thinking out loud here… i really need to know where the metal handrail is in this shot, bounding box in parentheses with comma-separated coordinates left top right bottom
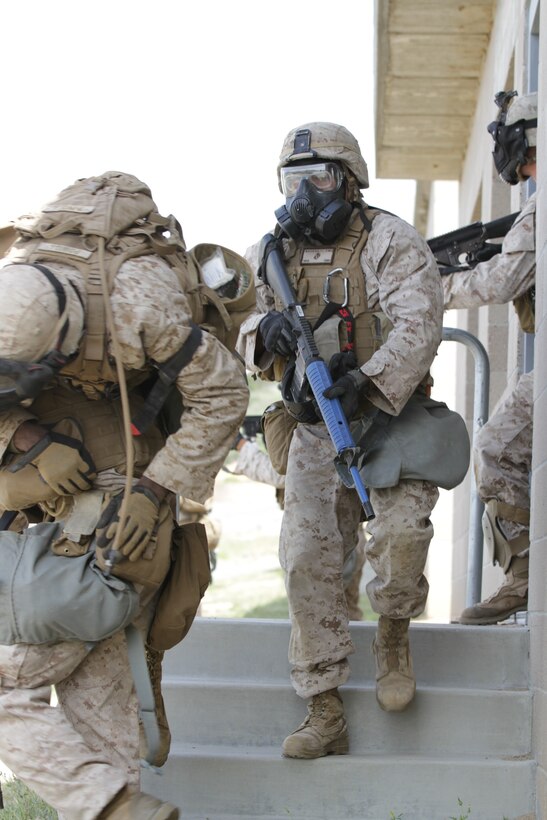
(441, 327, 490, 606)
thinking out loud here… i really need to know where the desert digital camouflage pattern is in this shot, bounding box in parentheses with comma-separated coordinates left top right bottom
(238, 212, 443, 416)
(277, 121, 370, 189)
(442, 194, 536, 540)
(0, 254, 249, 501)
(280, 423, 438, 698)
(231, 440, 285, 487)
(0, 251, 249, 814)
(0, 635, 131, 819)
(237, 210, 443, 700)
(442, 193, 536, 310)
(475, 370, 533, 540)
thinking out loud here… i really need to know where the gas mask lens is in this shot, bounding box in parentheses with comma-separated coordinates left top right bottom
(281, 163, 344, 197)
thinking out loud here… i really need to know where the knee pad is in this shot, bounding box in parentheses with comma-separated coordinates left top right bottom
(482, 500, 512, 572)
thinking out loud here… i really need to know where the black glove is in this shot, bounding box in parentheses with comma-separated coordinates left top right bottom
(323, 368, 370, 420)
(231, 431, 252, 450)
(259, 311, 297, 358)
(328, 350, 358, 382)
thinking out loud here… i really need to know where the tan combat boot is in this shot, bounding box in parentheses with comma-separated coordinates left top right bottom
(373, 616, 415, 712)
(99, 786, 179, 819)
(459, 555, 529, 625)
(282, 688, 349, 759)
(139, 646, 171, 767)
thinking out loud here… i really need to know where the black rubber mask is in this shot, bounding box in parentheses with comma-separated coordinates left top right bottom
(0, 350, 69, 411)
(487, 118, 536, 185)
(275, 177, 352, 242)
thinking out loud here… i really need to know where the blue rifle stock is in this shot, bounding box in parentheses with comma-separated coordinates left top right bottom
(259, 234, 374, 521)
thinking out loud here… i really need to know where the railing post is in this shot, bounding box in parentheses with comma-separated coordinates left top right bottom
(441, 327, 490, 606)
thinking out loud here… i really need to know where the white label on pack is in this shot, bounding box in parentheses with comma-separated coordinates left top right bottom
(43, 205, 95, 214)
(37, 242, 93, 259)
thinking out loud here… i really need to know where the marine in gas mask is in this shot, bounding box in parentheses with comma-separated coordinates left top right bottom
(487, 89, 538, 185)
(274, 124, 369, 243)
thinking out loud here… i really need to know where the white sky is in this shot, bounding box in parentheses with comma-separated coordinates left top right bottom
(0, 0, 416, 255)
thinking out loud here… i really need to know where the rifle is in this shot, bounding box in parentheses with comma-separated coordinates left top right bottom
(258, 234, 374, 520)
(241, 415, 263, 440)
(428, 212, 519, 274)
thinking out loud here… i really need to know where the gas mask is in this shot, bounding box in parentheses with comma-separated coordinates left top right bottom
(487, 91, 538, 185)
(275, 162, 352, 242)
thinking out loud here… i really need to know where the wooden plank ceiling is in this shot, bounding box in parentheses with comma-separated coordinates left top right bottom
(375, 0, 495, 180)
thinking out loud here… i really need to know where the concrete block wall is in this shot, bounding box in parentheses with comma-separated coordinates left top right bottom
(530, 3, 547, 813)
(441, 0, 536, 618)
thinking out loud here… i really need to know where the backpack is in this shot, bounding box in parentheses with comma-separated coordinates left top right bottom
(6, 172, 254, 392)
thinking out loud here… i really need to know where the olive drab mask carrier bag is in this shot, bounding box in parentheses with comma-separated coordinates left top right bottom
(0, 520, 164, 767)
(0, 522, 139, 645)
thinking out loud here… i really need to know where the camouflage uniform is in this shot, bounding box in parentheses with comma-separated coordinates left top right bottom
(237, 211, 443, 699)
(231, 439, 285, 488)
(232, 440, 367, 620)
(0, 253, 248, 816)
(443, 193, 535, 620)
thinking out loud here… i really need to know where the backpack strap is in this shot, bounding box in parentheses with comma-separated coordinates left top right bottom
(124, 623, 162, 770)
(131, 324, 203, 436)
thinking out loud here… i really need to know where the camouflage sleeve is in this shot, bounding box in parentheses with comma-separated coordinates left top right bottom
(442, 196, 536, 309)
(0, 408, 37, 463)
(231, 440, 285, 488)
(111, 256, 249, 502)
(360, 214, 444, 415)
(235, 239, 276, 373)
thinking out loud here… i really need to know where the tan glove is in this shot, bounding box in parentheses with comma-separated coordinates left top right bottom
(0, 459, 59, 510)
(0, 418, 95, 509)
(95, 485, 160, 562)
(9, 417, 97, 495)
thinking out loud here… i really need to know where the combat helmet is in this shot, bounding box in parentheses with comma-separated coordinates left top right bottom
(277, 122, 369, 191)
(505, 91, 538, 146)
(488, 91, 538, 184)
(0, 264, 85, 409)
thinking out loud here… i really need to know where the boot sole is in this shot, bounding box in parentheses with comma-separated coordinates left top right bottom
(153, 807, 179, 820)
(282, 733, 350, 759)
(376, 690, 415, 713)
(459, 603, 528, 625)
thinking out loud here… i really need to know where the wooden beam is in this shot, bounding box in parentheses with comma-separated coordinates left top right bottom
(377, 148, 463, 181)
(389, 0, 494, 35)
(389, 33, 490, 78)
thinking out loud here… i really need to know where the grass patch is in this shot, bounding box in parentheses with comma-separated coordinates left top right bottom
(0, 776, 57, 819)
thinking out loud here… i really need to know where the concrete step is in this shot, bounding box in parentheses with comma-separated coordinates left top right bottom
(162, 617, 529, 690)
(162, 679, 531, 757)
(143, 617, 532, 819)
(143, 745, 535, 820)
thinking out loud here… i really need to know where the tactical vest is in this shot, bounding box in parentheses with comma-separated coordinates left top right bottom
(29, 383, 164, 475)
(273, 207, 387, 373)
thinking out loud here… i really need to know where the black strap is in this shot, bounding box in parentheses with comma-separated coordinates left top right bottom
(30, 263, 71, 351)
(0, 510, 18, 530)
(131, 324, 203, 436)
